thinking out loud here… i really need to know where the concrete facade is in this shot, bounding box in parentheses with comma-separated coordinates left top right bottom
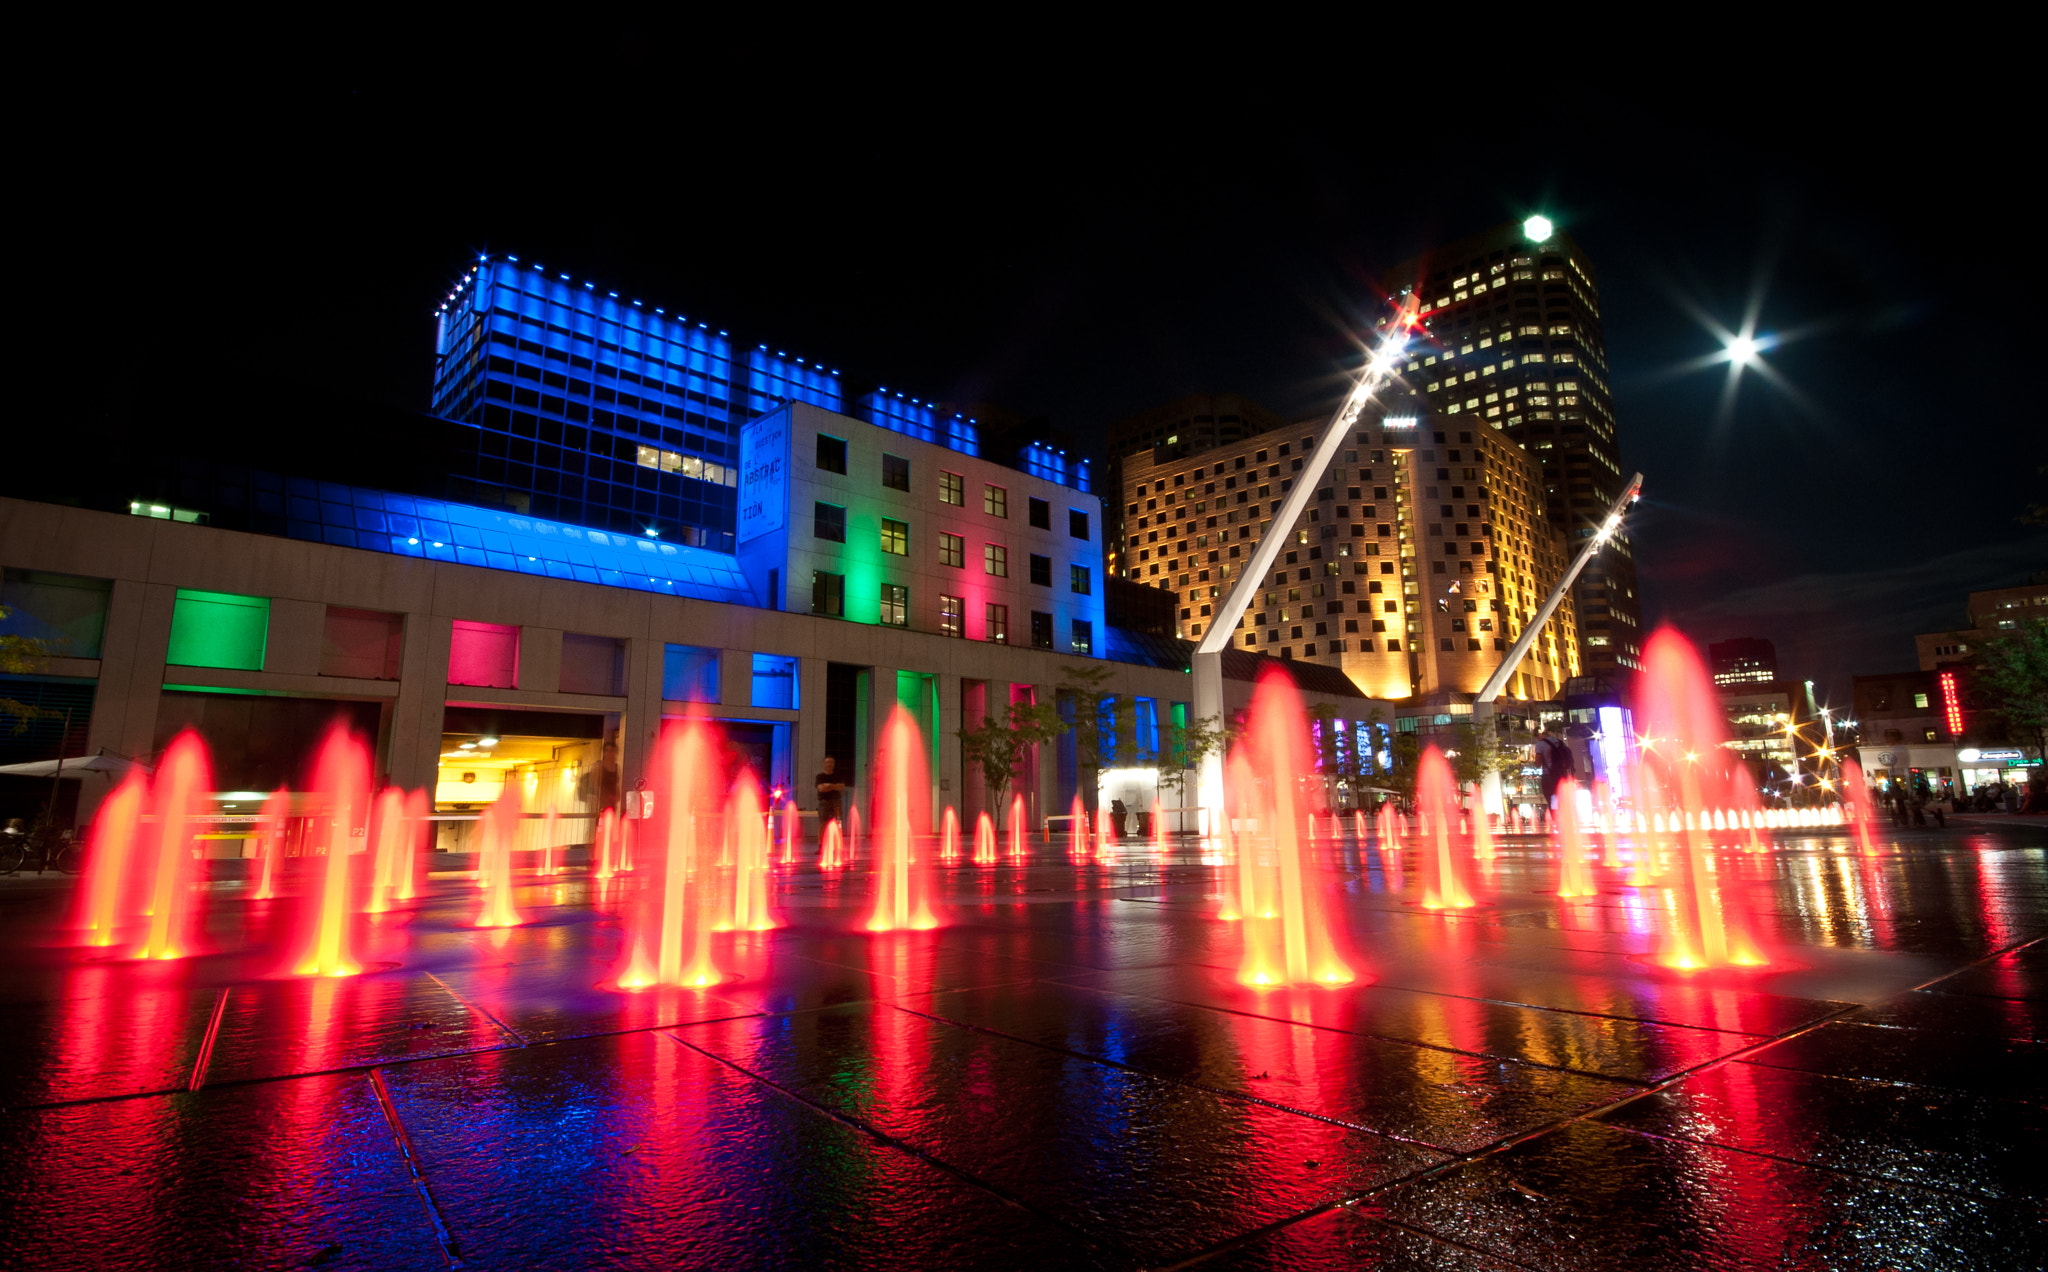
(2, 496, 1366, 835)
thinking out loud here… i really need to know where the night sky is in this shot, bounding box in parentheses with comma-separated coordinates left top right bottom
(37, 49, 2042, 706)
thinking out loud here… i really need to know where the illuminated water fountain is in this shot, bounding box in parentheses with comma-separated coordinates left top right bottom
(474, 783, 524, 929)
(1224, 670, 1354, 987)
(616, 718, 722, 987)
(142, 730, 210, 960)
(867, 706, 939, 932)
(1007, 794, 1027, 860)
(1840, 757, 1880, 854)
(940, 805, 961, 863)
(1414, 748, 1476, 910)
(1553, 777, 1596, 898)
(973, 811, 998, 865)
(1636, 629, 1768, 970)
(250, 788, 290, 901)
(721, 770, 777, 932)
(75, 769, 146, 946)
(296, 727, 368, 977)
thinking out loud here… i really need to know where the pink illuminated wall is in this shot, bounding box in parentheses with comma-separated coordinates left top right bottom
(448, 621, 519, 689)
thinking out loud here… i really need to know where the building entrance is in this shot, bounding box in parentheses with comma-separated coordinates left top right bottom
(436, 706, 614, 858)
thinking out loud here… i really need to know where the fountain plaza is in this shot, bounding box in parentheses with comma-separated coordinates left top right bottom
(1, 659, 2044, 1270)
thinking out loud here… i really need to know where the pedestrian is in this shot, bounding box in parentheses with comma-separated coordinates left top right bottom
(1533, 726, 1572, 826)
(815, 755, 846, 830)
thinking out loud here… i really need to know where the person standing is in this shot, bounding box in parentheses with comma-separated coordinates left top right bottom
(1533, 726, 1572, 826)
(815, 755, 846, 828)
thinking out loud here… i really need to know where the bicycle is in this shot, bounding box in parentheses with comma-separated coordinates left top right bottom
(0, 821, 81, 875)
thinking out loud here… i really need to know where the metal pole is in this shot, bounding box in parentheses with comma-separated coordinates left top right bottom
(1190, 303, 1419, 832)
(1472, 472, 1643, 706)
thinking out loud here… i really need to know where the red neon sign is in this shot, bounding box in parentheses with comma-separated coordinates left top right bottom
(1939, 671, 1964, 736)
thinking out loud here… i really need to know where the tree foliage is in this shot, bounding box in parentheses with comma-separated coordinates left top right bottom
(1157, 712, 1227, 795)
(956, 699, 1064, 811)
(1975, 616, 2048, 761)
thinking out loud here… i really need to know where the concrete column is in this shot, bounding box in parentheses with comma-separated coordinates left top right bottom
(77, 579, 174, 824)
(937, 671, 963, 821)
(386, 613, 452, 793)
(796, 655, 830, 813)
(621, 636, 666, 802)
(719, 648, 752, 710)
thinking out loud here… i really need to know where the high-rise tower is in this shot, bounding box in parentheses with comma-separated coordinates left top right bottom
(1380, 217, 1641, 673)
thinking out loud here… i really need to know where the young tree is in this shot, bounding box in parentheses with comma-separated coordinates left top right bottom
(1447, 719, 1513, 789)
(1975, 617, 2048, 763)
(956, 700, 1064, 812)
(1157, 712, 1228, 797)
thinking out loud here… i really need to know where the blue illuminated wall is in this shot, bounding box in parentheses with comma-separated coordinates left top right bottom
(858, 391, 980, 456)
(433, 259, 782, 551)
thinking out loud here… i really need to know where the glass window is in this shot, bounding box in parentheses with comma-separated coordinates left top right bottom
(1070, 619, 1093, 655)
(1029, 554, 1051, 586)
(816, 434, 847, 474)
(984, 544, 1008, 577)
(750, 653, 798, 709)
(984, 484, 1007, 517)
(1070, 565, 1091, 595)
(0, 569, 111, 659)
(880, 584, 908, 628)
(1031, 611, 1053, 649)
(940, 595, 964, 637)
(662, 643, 720, 703)
(168, 589, 269, 671)
(882, 453, 909, 491)
(940, 471, 964, 506)
(881, 518, 908, 555)
(814, 501, 845, 542)
(558, 632, 624, 696)
(1029, 497, 1051, 529)
(811, 571, 844, 617)
(986, 603, 1009, 644)
(940, 532, 964, 568)
(1069, 509, 1089, 540)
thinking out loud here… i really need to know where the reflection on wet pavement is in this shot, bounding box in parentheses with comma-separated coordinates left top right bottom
(1, 826, 2043, 1269)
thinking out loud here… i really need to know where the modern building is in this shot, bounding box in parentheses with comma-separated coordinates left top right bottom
(426, 255, 995, 553)
(1709, 637, 1778, 686)
(1113, 396, 1581, 703)
(1850, 668, 1968, 797)
(1913, 573, 2048, 670)
(0, 396, 1367, 839)
(1378, 217, 1642, 674)
(1718, 677, 1818, 797)
(1102, 393, 1285, 578)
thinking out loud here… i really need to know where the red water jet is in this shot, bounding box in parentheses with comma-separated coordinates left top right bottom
(1841, 758, 1880, 854)
(594, 806, 618, 879)
(1415, 748, 1476, 910)
(866, 706, 939, 932)
(1223, 670, 1355, 986)
(249, 787, 290, 902)
(819, 818, 845, 871)
(141, 730, 211, 961)
(474, 783, 524, 929)
(1554, 777, 1596, 898)
(1008, 794, 1027, 860)
(365, 787, 406, 914)
(1153, 797, 1169, 863)
(615, 718, 722, 987)
(723, 769, 778, 932)
(974, 810, 998, 864)
(940, 805, 961, 862)
(296, 727, 369, 976)
(1069, 794, 1088, 861)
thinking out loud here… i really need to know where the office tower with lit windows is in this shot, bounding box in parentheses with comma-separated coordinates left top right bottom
(1102, 393, 1285, 579)
(1709, 637, 1778, 686)
(430, 256, 986, 551)
(1115, 400, 1580, 701)
(1379, 217, 1641, 674)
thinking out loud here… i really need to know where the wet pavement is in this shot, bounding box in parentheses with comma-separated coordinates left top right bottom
(2, 825, 2045, 1270)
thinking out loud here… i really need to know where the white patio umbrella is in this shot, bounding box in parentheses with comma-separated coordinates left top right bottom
(0, 753, 150, 779)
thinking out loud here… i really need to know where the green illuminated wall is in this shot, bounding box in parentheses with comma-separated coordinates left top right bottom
(166, 590, 269, 671)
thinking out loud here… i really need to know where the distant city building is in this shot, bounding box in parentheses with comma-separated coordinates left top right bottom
(1851, 668, 1969, 797)
(1718, 678, 1817, 795)
(1103, 393, 1285, 578)
(1379, 217, 1642, 674)
(1114, 396, 1580, 702)
(1709, 637, 1778, 686)
(1913, 572, 2048, 670)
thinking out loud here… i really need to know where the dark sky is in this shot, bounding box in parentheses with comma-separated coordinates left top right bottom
(36, 46, 2044, 706)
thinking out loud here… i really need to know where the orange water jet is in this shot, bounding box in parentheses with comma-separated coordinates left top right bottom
(1153, 798, 1169, 863)
(1841, 758, 1879, 854)
(1069, 794, 1088, 861)
(723, 770, 778, 932)
(249, 787, 290, 902)
(1224, 670, 1355, 986)
(365, 787, 406, 913)
(1008, 794, 1027, 860)
(616, 719, 722, 987)
(819, 818, 845, 871)
(594, 806, 618, 879)
(76, 769, 146, 945)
